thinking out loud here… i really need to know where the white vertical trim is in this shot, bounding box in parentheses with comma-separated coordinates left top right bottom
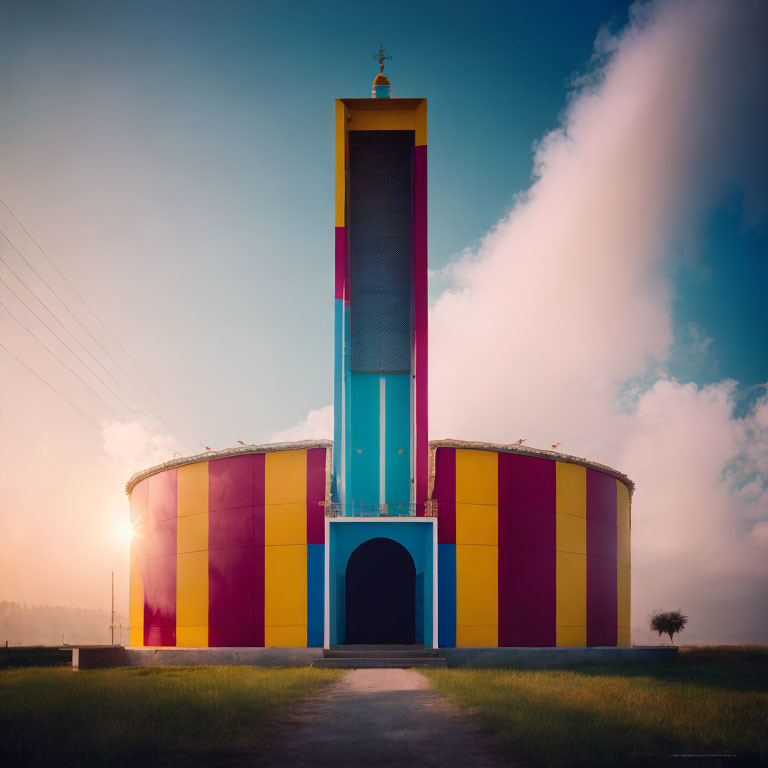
(432, 518, 438, 649)
(324, 517, 330, 649)
(379, 376, 386, 507)
(340, 373, 346, 507)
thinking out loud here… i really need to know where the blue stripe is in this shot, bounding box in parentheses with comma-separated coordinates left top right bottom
(384, 372, 411, 509)
(332, 299, 343, 502)
(344, 303, 352, 507)
(438, 544, 456, 647)
(307, 544, 324, 647)
(349, 372, 380, 508)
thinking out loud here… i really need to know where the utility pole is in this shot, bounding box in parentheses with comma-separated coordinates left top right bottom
(111, 570, 115, 645)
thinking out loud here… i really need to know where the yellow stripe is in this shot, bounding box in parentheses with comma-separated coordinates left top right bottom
(556, 462, 587, 647)
(176, 462, 209, 647)
(177, 460, 208, 517)
(265, 625, 307, 647)
(176, 553, 208, 647)
(455, 450, 498, 647)
(129, 542, 144, 647)
(555, 553, 587, 647)
(455, 449, 497, 505)
(264, 545, 307, 646)
(415, 100, 427, 146)
(177, 513, 208, 554)
(456, 623, 497, 648)
(456, 503, 497, 545)
(456, 545, 498, 647)
(617, 481, 631, 646)
(347, 108, 416, 132)
(617, 481, 631, 564)
(335, 100, 346, 228)
(265, 450, 308, 645)
(556, 462, 586, 518)
(265, 450, 307, 544)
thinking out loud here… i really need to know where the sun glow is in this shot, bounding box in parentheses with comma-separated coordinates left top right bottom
(116, 520, 135, 544)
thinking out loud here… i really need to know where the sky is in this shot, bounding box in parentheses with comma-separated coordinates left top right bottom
(0, 0, 766, 643)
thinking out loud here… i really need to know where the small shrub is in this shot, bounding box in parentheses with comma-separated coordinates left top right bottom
(649, 609, 688, 644)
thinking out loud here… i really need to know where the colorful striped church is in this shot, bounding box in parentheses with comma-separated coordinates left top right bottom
(126, 66, 632, 651)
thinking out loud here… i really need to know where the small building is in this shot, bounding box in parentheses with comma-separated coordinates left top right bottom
(127, 69, 632, 650)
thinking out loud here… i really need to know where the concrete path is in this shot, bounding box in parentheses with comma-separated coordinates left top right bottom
(260, 669, 513, 767)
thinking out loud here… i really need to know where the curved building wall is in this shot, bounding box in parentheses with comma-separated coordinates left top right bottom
(433, 446, 631, 648)
(128, 446, 329, 648)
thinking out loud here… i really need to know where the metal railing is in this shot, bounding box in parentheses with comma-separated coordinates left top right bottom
(323, 500, 438, 518)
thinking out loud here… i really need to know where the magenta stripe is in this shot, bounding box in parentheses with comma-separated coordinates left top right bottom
(143, 552, 176, 622)
(434, 448, 456, 544)
(143, 553, 176, 646)
(335, 227, 347, 300)
(148, 516, 177, 558)
(587, 469, 617, 646)
(253, 543, 265, 647)
(144, 469, 176, 646)
(147, 469, 176, 522)
(144, 625, 175, 646)
(209, 506, 254, 549)
(344, 231, 351, 304)
(253, 453, 265, 519)
(306, 448, 326, 545)
(498, 453, 556, 646)
(208, 454, 261, 647)
(129, 478, 149, 526)
(209, 546, 255, 647)
(209, 454, 255, 511)
(498, 547, 556, 646)
(254, 453, 265, 646)
(413, 144, 428, 513)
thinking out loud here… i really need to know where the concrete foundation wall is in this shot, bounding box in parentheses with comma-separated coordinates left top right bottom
(72, 646, 321, 669)
(70, 645, 678, 669)
(440, 646, 677, 667)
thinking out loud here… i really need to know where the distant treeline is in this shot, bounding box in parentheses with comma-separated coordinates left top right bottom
(0, 601, 126, 646)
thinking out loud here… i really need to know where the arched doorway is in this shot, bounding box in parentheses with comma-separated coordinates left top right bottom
(345, 537, 416, 644)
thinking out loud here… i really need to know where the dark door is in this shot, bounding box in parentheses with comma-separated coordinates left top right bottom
(345, 537, 416, 644)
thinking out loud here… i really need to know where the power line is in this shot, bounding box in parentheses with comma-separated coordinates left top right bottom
(0, 239, 140, 410)
(0, 222, 195, 448)
(0, 300, 124, 420)
(0, 340, 101, 428)
(0, 270, 138, 417)
(0, 197, 206, 449)
(0, 226, 196, 451)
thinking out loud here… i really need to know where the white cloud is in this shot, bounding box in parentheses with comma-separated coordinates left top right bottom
(101, 420, 183, 478)
(750, 521, 768, 547)
(270, 405, 333, 443)
(428, 0, 768, 642)
(620, 381, 768, 641)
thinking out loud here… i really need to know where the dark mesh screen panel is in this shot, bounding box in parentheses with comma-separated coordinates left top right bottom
(349, 130, 412, 373)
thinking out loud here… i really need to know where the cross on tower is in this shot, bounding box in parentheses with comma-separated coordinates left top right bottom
(371, 41, 392, 73)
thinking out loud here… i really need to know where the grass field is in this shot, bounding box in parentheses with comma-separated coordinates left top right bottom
(2, 648, 765, 767)
(423, 647, 768, 766)
(0, 665, 341, 767)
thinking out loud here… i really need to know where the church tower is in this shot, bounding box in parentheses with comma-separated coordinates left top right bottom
(332, 53, 428, 515)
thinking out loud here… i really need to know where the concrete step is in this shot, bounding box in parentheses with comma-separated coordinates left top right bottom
(332, 644, 426, 651)
(312, 656, 447, 669)
(323, 648, 440, 659)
